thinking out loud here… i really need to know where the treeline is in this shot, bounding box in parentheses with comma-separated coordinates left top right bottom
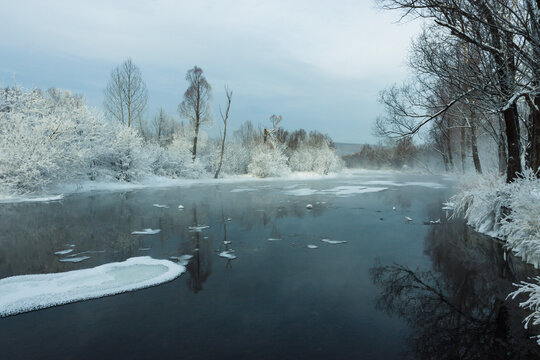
(375, 0, 540, 182)
(0, 73, 342, 194)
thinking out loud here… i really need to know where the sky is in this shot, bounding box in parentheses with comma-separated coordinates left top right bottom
(0, 0, 421, 144)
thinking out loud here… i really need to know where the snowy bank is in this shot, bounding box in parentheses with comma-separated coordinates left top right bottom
(451, 170, 540, 341)
(0, 257, 185, 317)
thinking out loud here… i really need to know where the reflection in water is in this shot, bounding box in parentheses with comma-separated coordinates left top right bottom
(185, 207, 212, 293)
(370, 219, 540, 359)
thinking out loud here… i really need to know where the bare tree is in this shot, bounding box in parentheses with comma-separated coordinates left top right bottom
(152, 107, 176, 145)
(214, 87, 233, 179)
(104, 58, 148, 128)
(178, 66, 212, 162)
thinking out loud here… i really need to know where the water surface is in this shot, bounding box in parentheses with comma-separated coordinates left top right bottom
(1, 171, 539, 359)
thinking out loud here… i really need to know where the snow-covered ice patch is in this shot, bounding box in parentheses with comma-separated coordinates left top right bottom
(0, 194, 64, 204)
(230, 188, 257, 193)
(170, 254, 194, 266)
(54, 249, 74, 255)
(0, 257, 185, 317)
(152, 204, 169, 208)
(307, 245, 318, 249)
(267, 238, 282, 241)
(321, 186, 387, 197)
(285, 188, 319, 196)
(218, 251, 236, 260)
(131, 228, 161, 235)
(59, 256, 90, 263)
(188, 225, 210, 232)
(321, 239, 347, 245)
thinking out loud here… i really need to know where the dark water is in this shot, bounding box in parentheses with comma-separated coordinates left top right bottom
(0, 171, 539, 359)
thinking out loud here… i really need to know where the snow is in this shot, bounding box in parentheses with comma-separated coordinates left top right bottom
(131, 228, 161, 235)
(152, 204, 169, 208)
(188, 225, 210, 232)
(218, 251, 237, 260)
(59, 256, 90, 263)
(285, 188, 318, 196)
(0, 257, 185, 317)
(54, 249, 74, 255)
(169, 255, 194, 266)
(321, 186, 387, 197)
(0, 194, 64, 204)
(307, 245, 318, 249)
(321, 239, 347, 245)
(285, 186, 387, 197)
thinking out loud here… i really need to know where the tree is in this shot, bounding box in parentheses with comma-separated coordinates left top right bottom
(214, 86, 232, 179)
(178, 66, 212, 162)
(104, 58, 148, 128)
(152, 107, 176, 145)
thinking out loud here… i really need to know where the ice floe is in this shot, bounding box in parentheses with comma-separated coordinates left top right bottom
(59, 256, 90, 263)
(321, 186, 387, 197)
(131, 228, 161, 235)
(170, 254, 194, 266)
(152, 204, 169, 208)
(267, 238, 282, 241)
(0, 257, 185, 317)
(0, 194, 65, 204)
(188, 225, 210, 232)
(307, 245, 319, 249)
(405, 216, 413, 222)
(321, 239, 347, 245)
(54, 249, 74, 255)
(306, 204, 313, 209)
(285, 188, 319, 196)
(230, 188, 256, 193)
(178, 205, 185, 210)
(218, 251, 237, 260)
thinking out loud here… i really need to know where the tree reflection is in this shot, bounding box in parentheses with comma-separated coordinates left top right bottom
(185, 207, 212, 293)
(370, 219, 540, 359)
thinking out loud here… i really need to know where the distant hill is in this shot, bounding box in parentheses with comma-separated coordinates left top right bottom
(333, 143, 365, 156)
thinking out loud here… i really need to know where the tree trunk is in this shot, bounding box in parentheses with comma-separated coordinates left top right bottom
(531, 95, 540, 175)
(470, 122, 482, 174)
(503, 104, 522, 182)
(192, 122, 199, 162)
(460, 126, 466, 173)
(447, 136, 454, 171)
(498, 129, 507, 176)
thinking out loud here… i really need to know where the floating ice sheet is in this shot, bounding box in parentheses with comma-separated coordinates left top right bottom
(307, 245, 318, 249)
(152, 204, 169, 208)
(59, 256, 90, 263)
(218, 251, 237, 260)
(321, 186, 387, 197)
(321, 239, 347, 245)
(131, 228, 161, 235)
(188, 225, 210, 232)
(267, 238, 282, 241)
(285, 188, 319, 196)
(54, 249, 74, 255)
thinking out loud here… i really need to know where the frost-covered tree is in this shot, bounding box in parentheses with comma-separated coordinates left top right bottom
(104, 58, 148, 128)
(178, 66, 212, 162)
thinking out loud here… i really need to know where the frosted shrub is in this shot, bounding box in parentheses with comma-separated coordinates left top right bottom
(247, 142, 290, 178)
(451, 174, 508, 235)
(209, 141, 251, 176)
(288, 143, 343, 174)
(93, 123, 148, 182)
(499, 170, 540, 266)
(0, 88, 102, 192)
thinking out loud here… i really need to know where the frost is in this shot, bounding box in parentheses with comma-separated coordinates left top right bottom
(131, 228, 161, 235)
(0, 257, 185, 317)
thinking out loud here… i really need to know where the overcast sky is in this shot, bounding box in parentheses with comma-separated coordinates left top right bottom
(0, 0, 421, 143)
